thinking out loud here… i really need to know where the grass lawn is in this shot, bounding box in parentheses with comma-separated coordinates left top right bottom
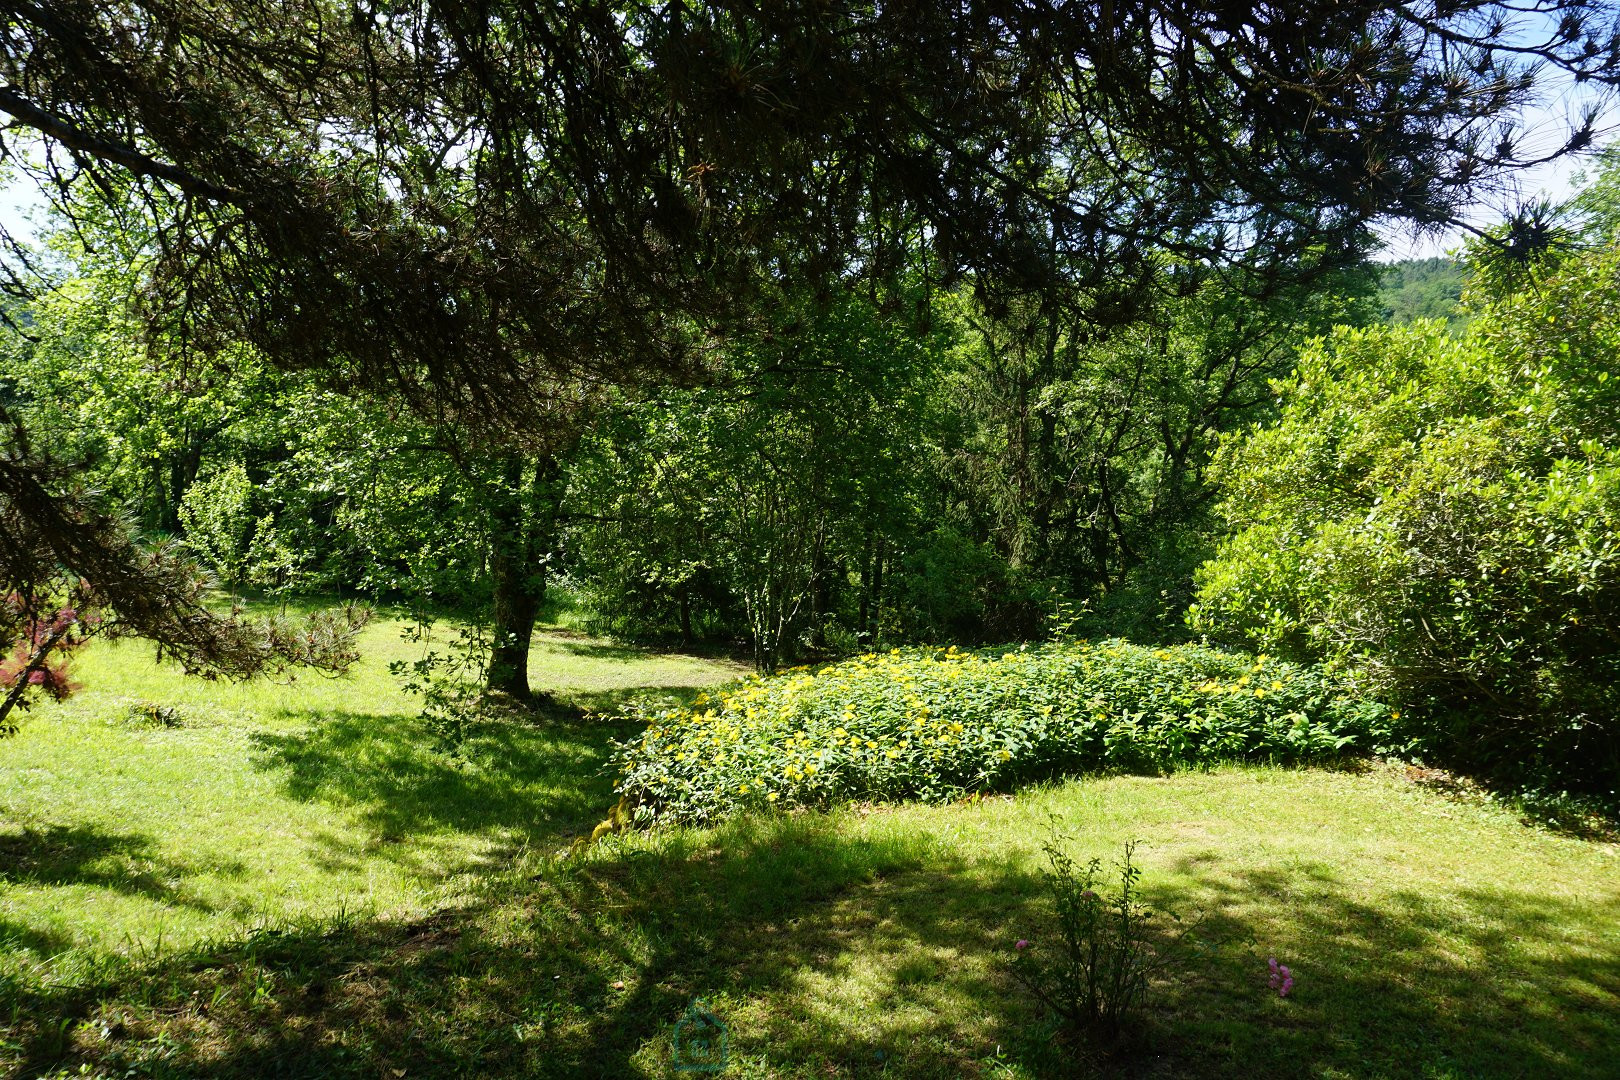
(0, 608, 745, 993)
(2, 613, 1617, 1077)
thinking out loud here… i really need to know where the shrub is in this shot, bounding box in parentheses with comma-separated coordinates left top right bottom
(123, 700, 185, 728)
(1011, 839, 1196, 1046)
(611, 639, 1383, 823)
(178, 463, 255, 588)
(1191, 248, 1620, 794)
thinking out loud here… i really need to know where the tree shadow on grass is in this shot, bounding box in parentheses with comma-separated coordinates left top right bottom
(8, 815, 1618, 1079)
(0, 916, 72, 964)
(0, 822, 235, 914)
(252, 710, 633, 850)
(538, 636, 663, 663)
(8, 816, 1048, 1079)
(534, 630, 752, 672)
(1144, 856, 1620, 1079)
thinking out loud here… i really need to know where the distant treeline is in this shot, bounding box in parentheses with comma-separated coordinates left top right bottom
(1376, 256, 1467, 326)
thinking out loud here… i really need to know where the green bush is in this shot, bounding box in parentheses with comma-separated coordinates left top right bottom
(178, 462, 255, 588)
(1191, 248, 1620, 794)
(611, 639, 1383, 823)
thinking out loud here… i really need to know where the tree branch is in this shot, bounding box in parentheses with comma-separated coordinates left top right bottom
(0, 86, 244, 206)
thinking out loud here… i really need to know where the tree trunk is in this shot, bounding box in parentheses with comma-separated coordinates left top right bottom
(678, 586, 694, 649)
(485, 454, 562, 703)
(857, 526, 874, 642)
(808, 531, 831, 650)
(868, 538, 885, 643)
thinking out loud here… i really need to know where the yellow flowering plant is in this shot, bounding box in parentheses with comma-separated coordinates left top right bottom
(612, 639, 1385, 823)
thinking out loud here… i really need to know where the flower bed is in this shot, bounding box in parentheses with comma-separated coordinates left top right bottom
(612, 640, 1385, 824)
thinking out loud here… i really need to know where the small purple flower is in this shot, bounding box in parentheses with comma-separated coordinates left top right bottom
(1015, 939, 1029, 951)
(1267, 958, 1295, 997)
(1080, 889, 1098, 902)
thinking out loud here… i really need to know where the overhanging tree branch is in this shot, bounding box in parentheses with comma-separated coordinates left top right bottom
(0, 86, 243, 206)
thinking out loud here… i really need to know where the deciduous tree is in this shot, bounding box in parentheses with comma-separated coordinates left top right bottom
(1, 0, 1615, 664)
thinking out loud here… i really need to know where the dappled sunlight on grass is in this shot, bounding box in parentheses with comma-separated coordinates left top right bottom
(252, 709, 626, 842)
(0, 609, 744, 999)
(4, 765, 1616, 1077)
(3, 604, 1616, 1078)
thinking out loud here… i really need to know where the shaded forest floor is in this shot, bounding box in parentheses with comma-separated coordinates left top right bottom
(2, 612, 1617, 1078)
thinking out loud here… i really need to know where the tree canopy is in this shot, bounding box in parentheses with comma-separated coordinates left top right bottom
(2, 0, 1619, 681)
(4, 2, 1617, 410)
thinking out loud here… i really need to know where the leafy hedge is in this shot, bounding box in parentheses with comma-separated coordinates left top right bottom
(611, 640, 1386, 824)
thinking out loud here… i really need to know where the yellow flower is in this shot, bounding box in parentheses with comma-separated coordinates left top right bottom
(805, 763, 818, 775)
(834, 727, 848, 738)
(767, 792, 779, 802)
(738, 784, 749, 794)
(999, 749, 1012, 761)
(885, 749, 900, 759)
(866, 740, 878, 749)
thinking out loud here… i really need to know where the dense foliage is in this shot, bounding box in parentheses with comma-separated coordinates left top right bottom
(568, 293, 956, 665)
(1376, 257, 1467, 326)
(611, 640, 1385, 824)
(566, 274, 1376, 662)
(1192, 248, 1620, 794)
(937, 271, 1377, 642)
(2, 0, 1615, 682)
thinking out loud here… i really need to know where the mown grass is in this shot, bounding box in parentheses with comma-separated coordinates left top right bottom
(6, 766, 1618, 1078)
(0, 605, 745, 996)
(3, 609, 1618, 1078)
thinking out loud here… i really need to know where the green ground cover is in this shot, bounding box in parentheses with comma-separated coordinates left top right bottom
(0, 609, 744, 994)
(615, 641, 1385, 823)
(2, 614, 1617, 1078)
